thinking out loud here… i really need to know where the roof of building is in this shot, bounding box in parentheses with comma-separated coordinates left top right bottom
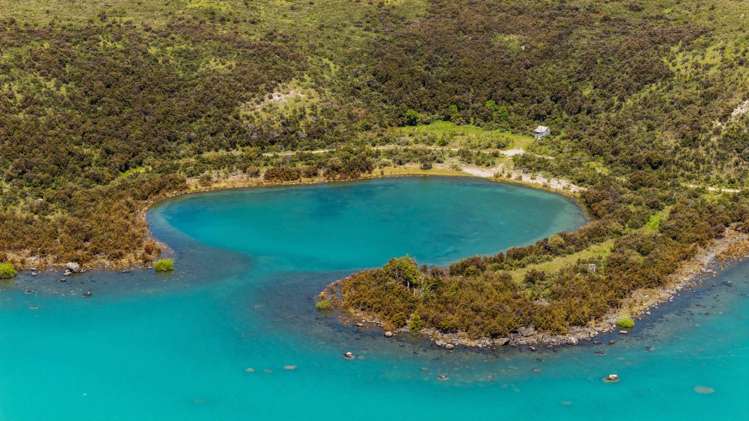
(533, 125, 550, 133)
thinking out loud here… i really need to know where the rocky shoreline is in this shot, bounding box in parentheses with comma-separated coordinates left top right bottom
(324, 229, 749, 350)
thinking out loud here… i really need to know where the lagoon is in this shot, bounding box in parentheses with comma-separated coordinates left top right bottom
(1, 177, 747, 420)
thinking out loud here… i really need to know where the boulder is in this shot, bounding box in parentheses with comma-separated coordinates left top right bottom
(384, 331, 394, 338)
(495, 337, 510, 346)
(65, 262, 81, 273)
(518, 326, 536, 337)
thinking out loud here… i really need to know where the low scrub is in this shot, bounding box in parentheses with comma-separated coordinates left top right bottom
(0, 263, 16, 279)
(616, 316, 635, 330)
(315, 299, 332, 311)
(154, 258, 175, 273)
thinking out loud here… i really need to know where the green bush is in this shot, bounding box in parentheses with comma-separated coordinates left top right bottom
(315, 299, 332, 311)
(0, 263, 16, 279)
(616, 316, 635, 329)
(407, 312, 424, 332)
(154, 258, 174, 273)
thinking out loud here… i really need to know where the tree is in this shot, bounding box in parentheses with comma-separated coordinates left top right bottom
(383, 256, 423, 291)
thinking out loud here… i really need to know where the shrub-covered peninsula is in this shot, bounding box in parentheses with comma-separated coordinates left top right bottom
(1, 0, 748, 344)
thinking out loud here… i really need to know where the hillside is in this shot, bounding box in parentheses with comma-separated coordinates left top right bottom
(1, 0, 749, 335)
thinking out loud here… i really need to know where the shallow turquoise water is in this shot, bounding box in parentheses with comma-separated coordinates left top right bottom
(1, 177, 747, 420)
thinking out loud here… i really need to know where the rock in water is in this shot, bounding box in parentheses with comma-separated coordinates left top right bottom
(384, 331, 394, 338)
(65, 262, 81, 273)
(82, 290, 93, 298)
(603, 374, 620, 383)
(343, 352, 354, 360)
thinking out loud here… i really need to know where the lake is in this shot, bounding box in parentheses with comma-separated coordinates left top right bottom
(1, 177, 747, 420)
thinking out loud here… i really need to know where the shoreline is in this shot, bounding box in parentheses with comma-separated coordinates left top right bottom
(6, 163, 584, 273)
(322, 228, 749, 350)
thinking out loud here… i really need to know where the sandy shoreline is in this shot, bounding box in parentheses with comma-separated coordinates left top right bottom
(323, 228, 749, 350)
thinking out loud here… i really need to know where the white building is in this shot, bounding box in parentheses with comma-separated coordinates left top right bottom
(533, 125, 550, 139)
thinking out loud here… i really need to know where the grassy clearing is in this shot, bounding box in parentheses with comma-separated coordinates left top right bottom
(393, 121, 535, 151)
(509, 207, 670, 283)
(379, 165, 464, 178)
(510, 239, 615, 282)
(643, 208, 671, 234)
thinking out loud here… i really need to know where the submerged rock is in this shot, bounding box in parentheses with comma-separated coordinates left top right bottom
(244, 367, 256, 374)
(283, 364, 297, 371)
(82, 290, 93, 298)
(693, 385, 715, 395)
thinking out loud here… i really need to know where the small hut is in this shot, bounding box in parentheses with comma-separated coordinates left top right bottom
(533, 125, 550, 139)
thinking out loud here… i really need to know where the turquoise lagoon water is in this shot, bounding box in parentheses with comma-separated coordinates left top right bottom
(1, 176, 747, 420)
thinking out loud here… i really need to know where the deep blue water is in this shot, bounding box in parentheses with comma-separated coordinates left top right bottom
(1, 177, 747, 420)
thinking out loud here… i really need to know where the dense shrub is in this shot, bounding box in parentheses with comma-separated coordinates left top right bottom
(154, 259, 174, 273)
(616, 317, 636, 330)
(0, 263, 16, 279)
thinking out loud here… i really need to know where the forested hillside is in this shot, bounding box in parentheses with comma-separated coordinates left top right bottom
(1, 0, 748, 311)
